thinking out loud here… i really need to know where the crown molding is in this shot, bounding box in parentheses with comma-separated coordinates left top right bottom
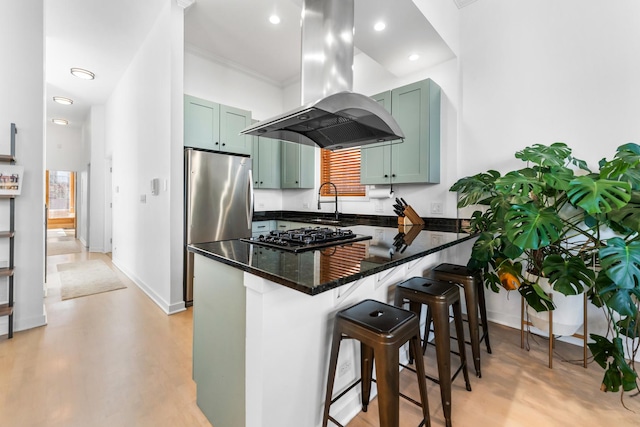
(185, 43, 295, 89)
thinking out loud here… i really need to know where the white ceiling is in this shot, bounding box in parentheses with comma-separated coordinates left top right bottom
(45, 0, 455, 129)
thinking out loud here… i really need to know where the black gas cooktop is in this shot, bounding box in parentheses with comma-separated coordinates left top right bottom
(241, 227, 372, 253)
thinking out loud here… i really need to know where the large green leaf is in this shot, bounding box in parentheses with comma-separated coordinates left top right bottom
(588, 335, 638, 392)
(518, 282, 555, 312)
(541, 165, 574, 192)
(567, 176, 631, 214)
(600, 143, 640, 190)
(515, 143, 571, 167)
(606, 201, 640, 234)
(495, 169, 541, 203)
(616, 316, 640, 339)
(599, 237, 640, 289)
(542, 254, 595, 296)
(504, 204, 564, 250)
(450, 170, 501, 207)
(469, 232, 499, 265)
(594, 270, 638, 317)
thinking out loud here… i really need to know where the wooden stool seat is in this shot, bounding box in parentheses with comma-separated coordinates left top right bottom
(322, 299, 431, 427)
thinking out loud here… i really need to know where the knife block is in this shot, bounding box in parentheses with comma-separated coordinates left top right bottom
(397, 205, 424, 227)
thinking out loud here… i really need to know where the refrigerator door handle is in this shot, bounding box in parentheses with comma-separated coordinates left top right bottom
(247, 169, 254, 228)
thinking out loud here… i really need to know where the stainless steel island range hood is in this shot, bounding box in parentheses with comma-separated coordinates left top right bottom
(241, 0, 404, 151)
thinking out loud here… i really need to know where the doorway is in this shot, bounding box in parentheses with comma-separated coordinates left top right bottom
(46, 170, 77, 235)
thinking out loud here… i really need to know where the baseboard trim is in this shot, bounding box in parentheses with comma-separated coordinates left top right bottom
(111, 259, 185, 315)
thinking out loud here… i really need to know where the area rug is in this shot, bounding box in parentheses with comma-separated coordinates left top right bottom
(48, 240, 83, 256)
(57, 259, 126, 300)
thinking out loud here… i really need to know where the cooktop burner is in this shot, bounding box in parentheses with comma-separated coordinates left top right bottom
(241, 227, 372, 252)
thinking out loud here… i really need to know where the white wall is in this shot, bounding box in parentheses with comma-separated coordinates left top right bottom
(0, 0, 46, 334)
(46, 123, 85, 171)
(184, 49, 285, 120)
(459, 0, 640, 330)
(107, 0, 184, 314)
(88, 105, 106, 252)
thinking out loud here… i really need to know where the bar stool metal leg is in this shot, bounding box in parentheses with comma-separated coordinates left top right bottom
(476, 276, 492, 354)
(323, 325, 344, 427)
(360, 343, 374, 412)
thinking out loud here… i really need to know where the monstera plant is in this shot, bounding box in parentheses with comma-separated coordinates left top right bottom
(450, 142, 640, 397)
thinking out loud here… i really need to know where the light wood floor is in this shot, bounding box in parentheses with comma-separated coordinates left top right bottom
(1, 234, 638, 426)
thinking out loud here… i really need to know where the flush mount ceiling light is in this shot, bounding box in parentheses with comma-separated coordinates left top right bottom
(269, 14, 281, 25)
(52, 118, 69, 125)
(53, 96, 73, 105)
(70, 67, 95, 80)
(408, 54, 420, 61)
(373, 21, 386, 32)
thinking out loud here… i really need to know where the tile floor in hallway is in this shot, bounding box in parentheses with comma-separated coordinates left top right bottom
(0, 233, 638, 426)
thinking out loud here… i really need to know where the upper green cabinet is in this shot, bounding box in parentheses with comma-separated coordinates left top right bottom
(184, 94, 252, 156)
(252, 136, 281, 189)
(281, 141, 315, 189)
(360, 79, 441, 184)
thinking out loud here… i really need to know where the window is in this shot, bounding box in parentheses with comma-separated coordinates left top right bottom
(320, 148, 366, 197)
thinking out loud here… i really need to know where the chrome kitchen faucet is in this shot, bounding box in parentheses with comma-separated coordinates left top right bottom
(318, 182, 340, 220)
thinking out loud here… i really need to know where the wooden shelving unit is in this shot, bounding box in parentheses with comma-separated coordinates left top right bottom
(0, 123, 17, 339)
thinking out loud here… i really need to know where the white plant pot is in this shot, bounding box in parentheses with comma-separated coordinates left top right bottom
(526, 276, 584, 336)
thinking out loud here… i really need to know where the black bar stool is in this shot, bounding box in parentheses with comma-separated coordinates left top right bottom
(322, 299, 430, 427)
(394, 277, 471, 427)
(429, 263, 492, 378)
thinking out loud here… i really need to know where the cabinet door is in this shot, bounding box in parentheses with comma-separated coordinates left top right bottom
(281, 142, 315, 189)
(391, 80, 441, 184)
(220, 105, 252, 155)
(252, 220, 271, 237)
(184, 95, 220, 150)
(252, 137, 281, 189)
(360, 91, 392, 184)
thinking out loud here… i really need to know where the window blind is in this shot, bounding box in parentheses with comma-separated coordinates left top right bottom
(320, 148, 366, 197)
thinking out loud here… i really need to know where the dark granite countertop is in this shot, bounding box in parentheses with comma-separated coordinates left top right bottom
(188, 223, 474, 295)
(252, 210, 469, 233)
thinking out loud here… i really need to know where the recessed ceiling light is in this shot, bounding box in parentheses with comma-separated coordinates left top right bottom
(53, 96, 73, 105)
(70, 67, 95, 80)
(374, 22, 386, 32)
(269, 15, 281, 25)
(408, 54, 420, 61)
(52, 119, 69, 125)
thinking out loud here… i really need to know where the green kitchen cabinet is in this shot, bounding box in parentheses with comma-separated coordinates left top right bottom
(360, 79, 441, 184)
(281, 141, 315, 189)
(184, 94, 252, 156)
(252, 136, 281, 189)
(360, 91, 393, 184)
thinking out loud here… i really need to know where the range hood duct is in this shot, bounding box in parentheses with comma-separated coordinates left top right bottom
(241, 0, 404, 151)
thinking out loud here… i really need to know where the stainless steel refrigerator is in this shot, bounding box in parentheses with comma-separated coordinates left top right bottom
(184, 148, 253, 304)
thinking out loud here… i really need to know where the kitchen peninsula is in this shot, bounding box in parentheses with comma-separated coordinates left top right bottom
(188, 223, 475, 427)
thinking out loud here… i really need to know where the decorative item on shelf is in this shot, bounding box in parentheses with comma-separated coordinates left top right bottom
(0, 165, 23, 196)
(450, 142, 640, 398)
